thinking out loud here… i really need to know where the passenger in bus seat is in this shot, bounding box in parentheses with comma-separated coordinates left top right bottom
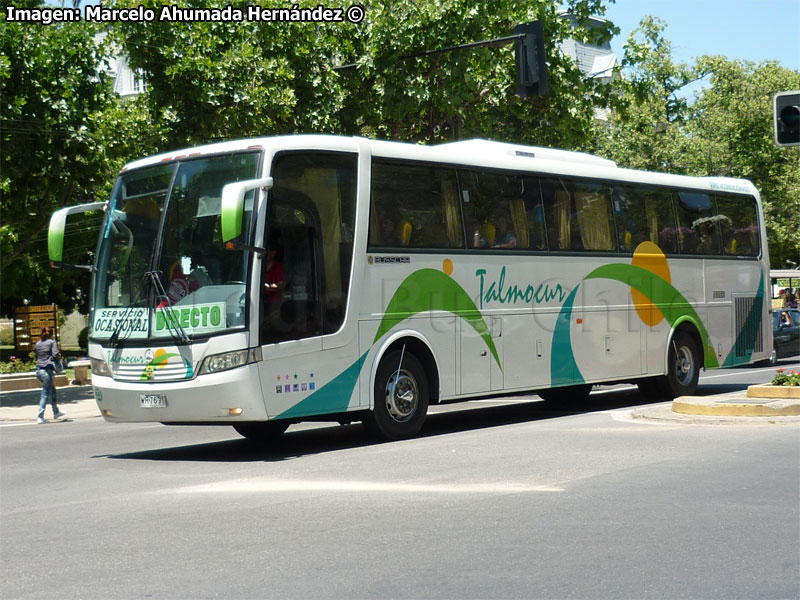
(471, 220, 488, 248)
(492, 216, 518, 249)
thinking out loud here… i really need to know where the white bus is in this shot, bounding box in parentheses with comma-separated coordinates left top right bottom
(49, 135, 772, 440)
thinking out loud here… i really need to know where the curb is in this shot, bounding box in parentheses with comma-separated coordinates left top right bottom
(672, 396, 800, 417)
(631, 389, 800, 424)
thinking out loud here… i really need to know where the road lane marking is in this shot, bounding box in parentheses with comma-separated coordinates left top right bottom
(164, 479, 565, 494)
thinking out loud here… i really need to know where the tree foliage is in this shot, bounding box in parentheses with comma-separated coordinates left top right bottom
(1, 3, 115, 314)
(109, 0, 618, 149)
(595, 17, 800, 268)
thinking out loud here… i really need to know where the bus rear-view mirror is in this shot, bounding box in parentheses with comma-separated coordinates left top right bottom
(220, 177, 273, 249)
(48, 202, 107, 271)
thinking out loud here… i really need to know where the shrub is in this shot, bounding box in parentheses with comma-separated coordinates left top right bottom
(771, 368, 800, 387)
(78, 327, 89, 352)
(0, 352, 37, 374)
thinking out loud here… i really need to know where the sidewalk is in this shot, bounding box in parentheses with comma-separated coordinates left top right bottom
(0, 384, 100, 423)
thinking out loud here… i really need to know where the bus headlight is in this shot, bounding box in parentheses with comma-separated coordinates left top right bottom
(90, 357, 111, 377)
(198, 347, 262, 375)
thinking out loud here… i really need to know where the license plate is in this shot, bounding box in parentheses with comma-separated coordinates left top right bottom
(140, 394, 167, 408)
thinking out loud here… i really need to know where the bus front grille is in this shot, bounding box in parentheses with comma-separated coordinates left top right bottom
(112, 363, 192, 382)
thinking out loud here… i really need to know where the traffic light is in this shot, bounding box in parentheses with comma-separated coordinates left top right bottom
(774, 90, 800, 147)
(514, 21, 548, 98)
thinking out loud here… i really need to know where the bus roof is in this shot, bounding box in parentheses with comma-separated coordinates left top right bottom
(120, 134, 759, 197)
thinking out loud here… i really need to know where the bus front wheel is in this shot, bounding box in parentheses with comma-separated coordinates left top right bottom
(364, 350, 429, 441)
(233, 421, 289, 444)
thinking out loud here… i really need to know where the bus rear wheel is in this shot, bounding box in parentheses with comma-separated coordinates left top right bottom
(364, 350, 429, 441)
(664, 331, 701, 397)
(233, 421, 289, 444)
(640, 332, 701, 400)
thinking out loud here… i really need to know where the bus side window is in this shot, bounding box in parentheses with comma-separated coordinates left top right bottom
(370, 161, 462, 250)
(613, 185, 679, 254)
(715, 194, 759, 257)
(540, 178, 575, 251)
(675, 191, 722, 255)
(522, 177, 547, 250)
(573, 181, 615, 251)
(461, 170, 525, 250)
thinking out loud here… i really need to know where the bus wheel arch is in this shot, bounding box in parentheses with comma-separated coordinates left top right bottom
(365, 334, 439, 440)
(639, 321, 704, 400)
(669, 319, 706, 370)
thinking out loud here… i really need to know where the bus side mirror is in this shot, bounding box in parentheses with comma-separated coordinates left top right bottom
(221, 177, 273, 251)
(48, 202, 107, 271)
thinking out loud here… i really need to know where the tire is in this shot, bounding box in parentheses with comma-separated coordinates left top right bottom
(364, 350, 429, 440)
(767, 346, 778, 366)
(662, 331, 701, 398)
(538, 384, 592, 406)
(233, 421, 289, 444)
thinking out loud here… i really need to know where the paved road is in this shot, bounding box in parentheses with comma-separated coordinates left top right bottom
(1, 361, 799, 599)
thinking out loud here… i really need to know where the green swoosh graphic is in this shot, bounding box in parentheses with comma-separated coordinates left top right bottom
(372, 268, 501, 370)
(585, 264, 718, 368)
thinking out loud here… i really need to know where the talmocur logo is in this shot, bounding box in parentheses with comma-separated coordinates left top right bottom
(475, 266, 567, 309)
(144, 349, 155, 362)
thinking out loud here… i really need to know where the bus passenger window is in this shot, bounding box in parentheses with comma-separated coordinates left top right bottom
(370, 161, 462, 250)
(613, 185, 678, 254)
(540, 178, 575, 251)
(715, 194, 759, 257)
(460, 171, 525, 250)
(573, 181, 615, 251)
(675, 191, 722, 255)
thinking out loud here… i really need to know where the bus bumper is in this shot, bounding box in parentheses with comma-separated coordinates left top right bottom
(91, 364, 268, 423)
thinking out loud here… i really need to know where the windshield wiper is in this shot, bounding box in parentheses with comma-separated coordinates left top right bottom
(144, 270, 190, 345)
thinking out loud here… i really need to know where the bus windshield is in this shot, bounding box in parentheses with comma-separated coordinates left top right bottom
(91, 152, 260, 342)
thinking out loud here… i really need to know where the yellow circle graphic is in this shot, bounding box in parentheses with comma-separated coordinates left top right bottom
(442, 258, 453, 276)
(631, 241, 671, 326)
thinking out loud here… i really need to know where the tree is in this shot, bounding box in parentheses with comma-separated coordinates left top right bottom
(592, 16, 698, 172)
(686, 57, 800, 268)
(595, 17, 800, 268)
(2, 0, 623, 314)
(109, 0, 619, 149)
(0, 3, 116, 315)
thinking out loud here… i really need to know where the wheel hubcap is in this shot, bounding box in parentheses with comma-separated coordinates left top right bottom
(675, 346, 695, 386)
(385, 370, 418, 422)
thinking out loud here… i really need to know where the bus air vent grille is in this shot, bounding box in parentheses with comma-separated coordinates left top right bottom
(734, 295, 763, 356)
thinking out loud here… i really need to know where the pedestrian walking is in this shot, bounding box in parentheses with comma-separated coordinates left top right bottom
(34, 327, 66, 424)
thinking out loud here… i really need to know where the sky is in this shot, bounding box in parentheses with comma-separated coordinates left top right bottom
(601, 0, 800, 71)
